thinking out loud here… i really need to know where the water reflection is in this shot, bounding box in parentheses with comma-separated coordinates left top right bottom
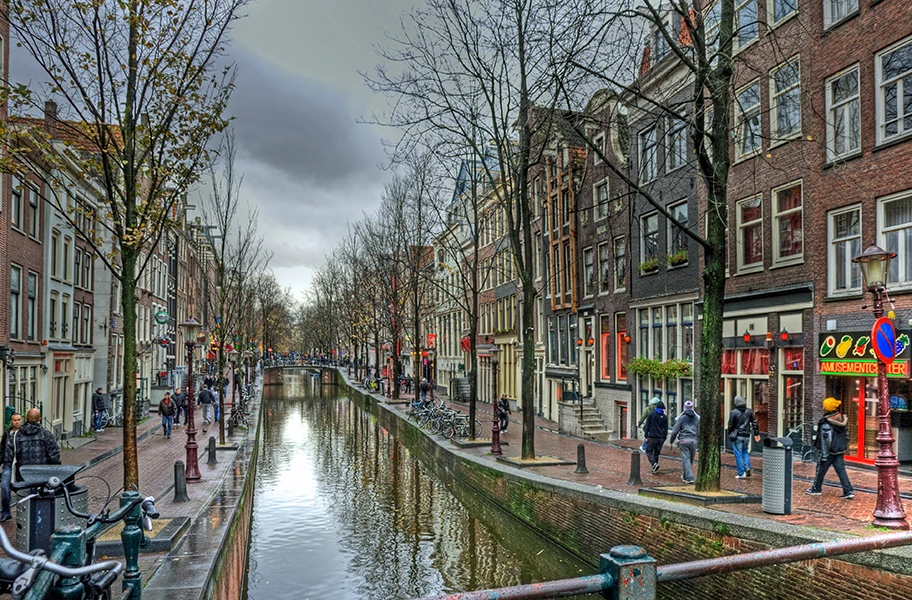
(247, 376, 597, 599)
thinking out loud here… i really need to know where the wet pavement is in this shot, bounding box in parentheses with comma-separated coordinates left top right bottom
(354, 372, 912, 537)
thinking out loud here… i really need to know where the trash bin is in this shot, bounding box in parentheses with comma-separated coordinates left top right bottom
(762, 437, 793, 515)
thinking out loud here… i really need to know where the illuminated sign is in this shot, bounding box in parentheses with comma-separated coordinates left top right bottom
(818, 332, 910, 360)
(819, 359, 910, 378)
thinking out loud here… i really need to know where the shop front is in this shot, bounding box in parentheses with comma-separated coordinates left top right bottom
(819, 330, 912, 464)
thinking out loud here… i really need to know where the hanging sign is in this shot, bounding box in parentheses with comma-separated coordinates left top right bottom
(154, 310, 168, 325)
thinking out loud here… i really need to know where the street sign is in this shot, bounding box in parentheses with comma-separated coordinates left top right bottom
(154, 310, 168, 325)
(872, 317, 897, 365)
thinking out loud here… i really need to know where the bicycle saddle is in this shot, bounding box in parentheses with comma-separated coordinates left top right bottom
(12, 465, 85, 492)
(0, 551, 42, 583)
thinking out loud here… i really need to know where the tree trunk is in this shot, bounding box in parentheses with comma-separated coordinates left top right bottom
(120, 252, 139, 491)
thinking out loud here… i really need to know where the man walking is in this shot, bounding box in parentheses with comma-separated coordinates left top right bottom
(727, 395, 761, 479)
(92, 387, 106, 433)
(669, 401, 700, 484)
(5, 409, 60, 482)
(199, 385, 214, 424)
(173, 387, 187, 426)
(497, 395, 511, 433)
(643, 400, 669, 473)
(638, 397, 661, 453)
(1, 414, 23, 521)
(805, 397, 854, 499)
(159, 393, 176, 439)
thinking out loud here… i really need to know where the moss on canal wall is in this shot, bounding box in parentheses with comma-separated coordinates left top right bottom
(341, 373, 912, 600)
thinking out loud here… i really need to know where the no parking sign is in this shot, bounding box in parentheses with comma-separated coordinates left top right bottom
(872, 317, 897, 365)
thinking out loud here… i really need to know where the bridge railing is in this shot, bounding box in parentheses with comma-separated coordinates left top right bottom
(415, 532, 912, 600)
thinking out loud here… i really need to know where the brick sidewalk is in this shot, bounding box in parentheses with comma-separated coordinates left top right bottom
(377, 381, 912, 536)
(2, 368, 248, 585)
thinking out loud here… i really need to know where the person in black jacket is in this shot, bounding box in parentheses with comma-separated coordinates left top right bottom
(92, 387, 106, 432)
(805, 397, 854, 499)
(497, 395, 511, 433)
(727, 395, 760, 479)
(1, 413, 22, 521)
(5, 409, 60, 482)
(643, 400, 669, 473)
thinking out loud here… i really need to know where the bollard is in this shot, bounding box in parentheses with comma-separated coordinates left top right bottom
(207, 436, 218, 466)
(574, 443, 589, 474)
(626, 451, 643, 486)
(174, 461, 190, 503)
(227, 418, 234, 438)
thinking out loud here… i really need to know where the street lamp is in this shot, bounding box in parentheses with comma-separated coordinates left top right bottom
(180, 317, 203, 483)
(242, 350, 253, 387)
(853, 243, 908, 530)
(490, 345, 502, 456)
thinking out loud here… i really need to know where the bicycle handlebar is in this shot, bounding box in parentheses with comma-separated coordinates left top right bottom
(0, 524, 122, 580)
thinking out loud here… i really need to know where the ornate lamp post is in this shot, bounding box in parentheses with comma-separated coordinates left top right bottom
(853, 244, 908, 530)
(242, 350, 253, 387)
(180, 318, 203, 482)
(490, 345, 502, 455)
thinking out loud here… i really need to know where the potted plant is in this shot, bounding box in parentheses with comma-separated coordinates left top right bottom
(638, 256, 660, 273)
(666, 249, 688, 267)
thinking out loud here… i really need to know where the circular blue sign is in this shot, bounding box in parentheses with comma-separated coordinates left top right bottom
(873, 317, 897, 365)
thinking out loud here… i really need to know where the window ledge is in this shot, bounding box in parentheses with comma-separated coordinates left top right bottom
(667, 261, 689, 271)
(734, 265, 764, 276)
(770, 258, 804, 270)
(733, 36, 759, 57)
(768, 133, 804, 151)
(823, 10, 859, 34)
(823, 150, 863, 169)
(873, 131, 912, 153)
(734, 151, 761, 165)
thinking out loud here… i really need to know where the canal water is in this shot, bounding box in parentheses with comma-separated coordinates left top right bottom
(245, 376, 600, 600)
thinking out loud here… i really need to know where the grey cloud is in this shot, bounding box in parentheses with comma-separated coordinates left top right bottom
(229, 48, 384, 189)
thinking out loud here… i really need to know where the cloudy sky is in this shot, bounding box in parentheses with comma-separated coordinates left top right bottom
(227, 0, 416, 295)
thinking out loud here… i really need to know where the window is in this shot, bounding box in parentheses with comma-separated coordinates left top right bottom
(11, 176, 22, 230)
(737, 196, 763, 270)
(63, 237, 72, 281)
(28, 187, 38, 238)
(639, 126, 657, 182)
(877, 37, 912, 143)
(598, 242, 611, 294)
(881, 192, 912, 288)
(74, 251, 82, 288)
(51, 230, 60, 278)
(826, 67, 861, 161)
(682, 304, 694, 361)
(27, 273, 37, 341)
(600, 315, 611, 380)
(72, 302, 80, 344)
(769, 0, 797, 25)
(10, 266, 21, 339)
(666, 112, 687, 171)
(549, 316, 558, 363)
(652, 13, 671, 61)
(593, 133, 605, 164)
(562, 191, 570, 227)
(594, 181, 609, 221)
(668, 201, 689, 257)
(84, 253, 92, 291)
(736, 82, 761, 158)
(641, 212, 659, 264)
(704, 2, 722, 61)
(614, 236, 627, 290)
(828, 205, 861, 295)
(563, 242, 571, 298)
(583, 248, 594, 297)
(666, 306, 678, 360)
(49, 292, 58, 339)
(773, 182, 803, 263)
(771, 58, 801, 139)
(616, 313, 627, 381)
(652, 308, 664, 361)
(735, 0, 758, 49)
(61, 295, 70, 340)
(824, 0, 858, 29)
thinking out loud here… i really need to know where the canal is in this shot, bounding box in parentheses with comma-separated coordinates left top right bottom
(245, 375, 599, 599)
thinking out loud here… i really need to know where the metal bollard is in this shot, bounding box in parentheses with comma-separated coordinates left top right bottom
(207, 436, 218, 466)
(227, 418, 234, 438)
(174, 461, 190, 502)
(574, 443, 589, 474)
(626, 451, 643, 486)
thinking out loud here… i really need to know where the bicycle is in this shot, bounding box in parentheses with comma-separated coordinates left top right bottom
(787, 422, 819, 463)
(98, 410, 123, 429)
(0, 464, 159, 600)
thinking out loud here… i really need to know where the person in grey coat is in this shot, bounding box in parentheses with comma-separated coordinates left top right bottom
(669, 401, 700, 484)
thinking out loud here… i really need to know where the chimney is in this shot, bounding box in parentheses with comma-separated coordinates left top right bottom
(44, 100, 58, 139)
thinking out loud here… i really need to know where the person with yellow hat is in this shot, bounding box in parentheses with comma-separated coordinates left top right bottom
(805, 397, 854, 499)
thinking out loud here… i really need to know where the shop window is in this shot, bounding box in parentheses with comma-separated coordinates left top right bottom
(600, 315, 611, 380)
(616, 312, 627, 381)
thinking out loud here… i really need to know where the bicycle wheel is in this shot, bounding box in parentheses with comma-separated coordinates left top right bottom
(474, 420, 483, 437)
(429, 416, 444, 435)
(417, 413, 431, 429)
(100, 413, 110, 428)
(441, 422, 455, 439)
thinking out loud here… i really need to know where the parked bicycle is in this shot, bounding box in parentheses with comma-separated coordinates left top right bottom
(98, 409, 123, 429)
(408, 400, 481, 439)
(787, 422, 819, 463)
(0, 464, 158, 600)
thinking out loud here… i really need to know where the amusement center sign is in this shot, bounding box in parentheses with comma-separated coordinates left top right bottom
(818, 330, 911, 378)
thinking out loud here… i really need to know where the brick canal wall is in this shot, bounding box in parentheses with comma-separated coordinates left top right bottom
(342, 375, 912, 599)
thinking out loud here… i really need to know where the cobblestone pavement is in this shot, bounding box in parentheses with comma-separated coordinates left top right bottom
(368, 378, 912, 537)
(1, 369, 246, 586)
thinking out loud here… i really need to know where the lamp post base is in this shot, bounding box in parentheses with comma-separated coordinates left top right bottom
(491, 417, 502, 455)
